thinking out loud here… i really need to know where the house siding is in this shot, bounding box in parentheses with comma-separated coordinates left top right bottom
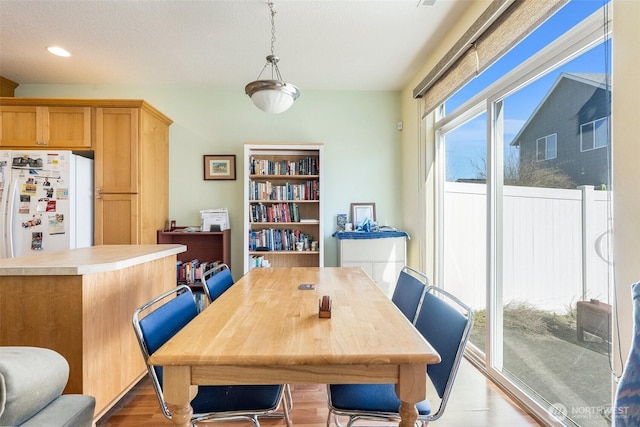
(514, 77, 610, 188)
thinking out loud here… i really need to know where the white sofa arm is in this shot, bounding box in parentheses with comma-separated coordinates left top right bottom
(0, 347, 94, 427)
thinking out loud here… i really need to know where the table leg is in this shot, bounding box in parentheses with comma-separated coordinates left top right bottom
(395, 364, 426, 427)
(167, 402, 193, 427)
(398, 400, 419, 427)
(163, 366, 196, 427)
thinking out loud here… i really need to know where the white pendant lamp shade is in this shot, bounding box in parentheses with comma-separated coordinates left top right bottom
(245, 2, 300, 114)
(245, 79, 300, 114)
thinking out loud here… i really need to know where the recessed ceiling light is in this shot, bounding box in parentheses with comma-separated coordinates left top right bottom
(47, 46, 71, 57)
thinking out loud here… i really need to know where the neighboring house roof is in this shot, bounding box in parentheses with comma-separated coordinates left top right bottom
(510, 72, 611, 146)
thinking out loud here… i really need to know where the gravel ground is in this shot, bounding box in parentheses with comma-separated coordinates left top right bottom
(469, 325, 613, 427)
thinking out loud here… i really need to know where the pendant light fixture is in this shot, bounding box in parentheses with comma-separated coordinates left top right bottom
(245, 1, 300, 114)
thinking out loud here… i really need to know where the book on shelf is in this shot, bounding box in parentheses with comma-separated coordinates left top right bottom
(249, 202, 301, 223)
(248, 228, 315, 251)
(249, 156, 319, 176)
(194, 292, 206, 313)
(176, 260, 183, 282)
(248, 181, 319, 201)
(248, 254, 271, 269)
(175, 259, 223, 286)
(173, 226, 201, 232)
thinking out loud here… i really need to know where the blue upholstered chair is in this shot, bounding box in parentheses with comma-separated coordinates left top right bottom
(132, 285, 290, 426)
(201, 263, 235, 304)
(327, 285, 474, 426)
(391, 266, 429, 324)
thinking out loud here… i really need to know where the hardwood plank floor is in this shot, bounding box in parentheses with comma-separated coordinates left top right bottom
(97, 358, 542, 426)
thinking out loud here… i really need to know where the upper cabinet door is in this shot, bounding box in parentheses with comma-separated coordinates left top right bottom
(95, 107, 139, 194)
(0, 105, 91, 148)
(0, 106, 39, 146)
(46, 107, 91, 148)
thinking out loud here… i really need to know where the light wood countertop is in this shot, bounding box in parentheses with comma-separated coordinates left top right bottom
(0, 244, 186, 276)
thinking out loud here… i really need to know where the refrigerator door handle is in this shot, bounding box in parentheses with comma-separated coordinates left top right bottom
(5, 178, 18, 258)
(0, 179, 7, 258)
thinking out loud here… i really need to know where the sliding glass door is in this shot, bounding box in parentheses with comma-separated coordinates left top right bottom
(496, 40, 612, 427)
(440, 111, 487, 352)
(437, 2, 613, 425)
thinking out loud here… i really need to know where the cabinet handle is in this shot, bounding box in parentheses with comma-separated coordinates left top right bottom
(36, 140, 48, 145)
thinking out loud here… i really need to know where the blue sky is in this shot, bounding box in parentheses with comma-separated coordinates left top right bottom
(444, 0, 610, 182)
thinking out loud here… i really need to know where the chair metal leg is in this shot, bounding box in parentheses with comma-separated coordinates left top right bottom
(195, 417, 259, 426)
(280, 385, 293, 427)
(328, 413, 425, 427)
(257, 387, 291, 426)
(332, 412, 347, 427)
(326, 409, 342, 427)
(285, 384, 294, 414)
(283, 389, 292, 427)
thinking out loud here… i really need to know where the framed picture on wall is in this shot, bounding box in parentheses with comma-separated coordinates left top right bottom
(350, 202, 376, 225)
(204, 155, 236, 180)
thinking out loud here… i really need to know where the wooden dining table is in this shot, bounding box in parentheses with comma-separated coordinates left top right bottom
(148, 266, 441, 427)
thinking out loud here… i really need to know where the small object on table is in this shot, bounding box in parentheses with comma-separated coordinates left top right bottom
(319, 295, 332, 318)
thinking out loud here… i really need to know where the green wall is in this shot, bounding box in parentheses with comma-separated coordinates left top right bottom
(16, 85, 402, 278)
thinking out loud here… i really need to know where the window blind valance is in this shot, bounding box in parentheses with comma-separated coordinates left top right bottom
(414, 0, 568, 117)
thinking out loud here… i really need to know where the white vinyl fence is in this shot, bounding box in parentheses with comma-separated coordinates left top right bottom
(443, 182, 612, 313)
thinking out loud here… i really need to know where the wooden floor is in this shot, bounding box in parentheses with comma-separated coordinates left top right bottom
(97, 358, 542, 426)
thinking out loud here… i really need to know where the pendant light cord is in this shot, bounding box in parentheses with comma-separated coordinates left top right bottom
(268, 2, 278, 80)
(269, 2, 276, 57)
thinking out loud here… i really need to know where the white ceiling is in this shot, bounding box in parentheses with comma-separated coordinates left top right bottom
(0, 0, 472, 92)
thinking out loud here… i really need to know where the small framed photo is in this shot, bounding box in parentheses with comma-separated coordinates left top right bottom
(350, 202, 376, 225)
(336, 213, 347, 230)
(204, 155, 236, 180)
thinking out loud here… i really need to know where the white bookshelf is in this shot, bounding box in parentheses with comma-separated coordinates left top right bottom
(243, 143, 324, 273)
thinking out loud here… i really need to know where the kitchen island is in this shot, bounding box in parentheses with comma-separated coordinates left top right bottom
(0, 244, 186, 421)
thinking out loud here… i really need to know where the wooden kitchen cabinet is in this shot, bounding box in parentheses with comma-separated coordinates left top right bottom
(95, 108, 139, 193)
(94, 103, 171, 245)
(0, 104, 91, 148)
(0, 97, 172, 246)
(94, 193, 139, 245)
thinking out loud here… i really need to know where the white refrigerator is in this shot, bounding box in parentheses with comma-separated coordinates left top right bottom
(0, 150, 93, 258)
